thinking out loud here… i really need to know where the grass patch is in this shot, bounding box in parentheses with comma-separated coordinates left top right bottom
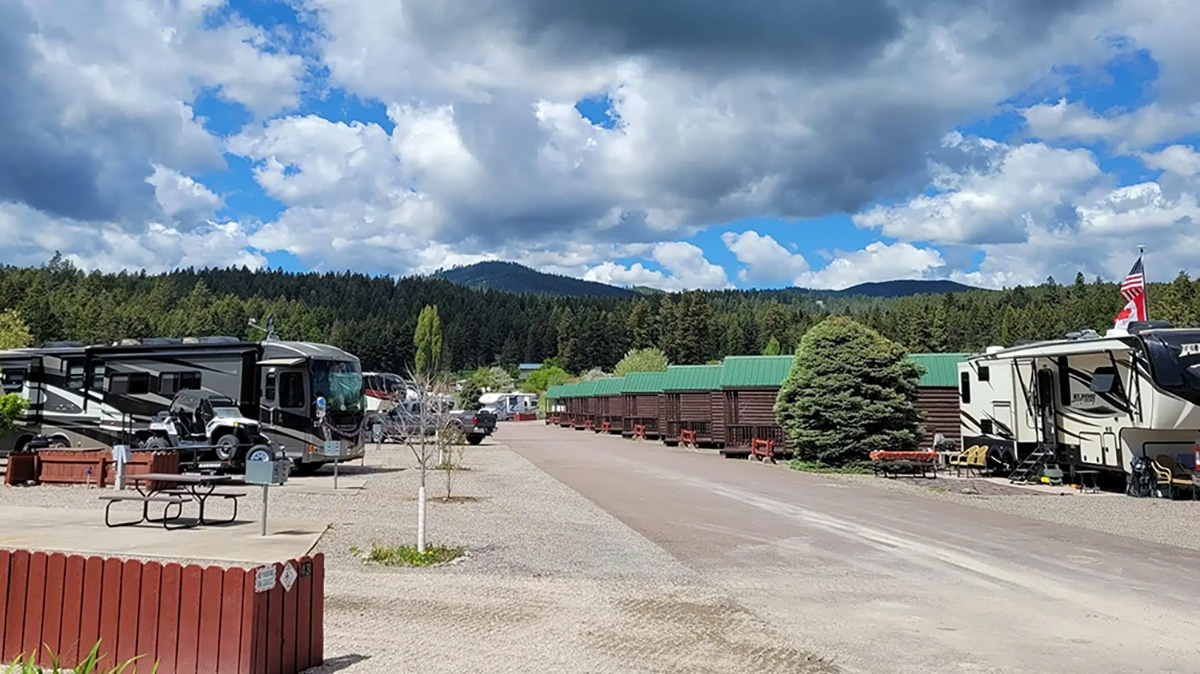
(788, 459, 871, 475)
(355, 543, 464, 567)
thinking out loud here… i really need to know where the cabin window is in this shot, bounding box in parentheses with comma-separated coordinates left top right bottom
(66, 361, 85, 390)
(264, 372, 277, 402)
(109, 373, 151, 395)
(279, 371, 305, 408)
(977, 366, 990, 382)
(959, 372, 971, 404)
(1090, 366, 1122, 395)
(2, 369, 25, 394)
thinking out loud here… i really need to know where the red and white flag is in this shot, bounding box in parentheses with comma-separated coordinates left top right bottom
(1113, 255, 1146, 330)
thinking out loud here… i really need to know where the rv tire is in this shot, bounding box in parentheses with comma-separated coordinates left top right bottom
(47, 436, 69, 449)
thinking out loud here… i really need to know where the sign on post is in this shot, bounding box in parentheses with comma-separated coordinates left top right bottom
(323, 440, 342, 489)
(280, 562, 297, 592)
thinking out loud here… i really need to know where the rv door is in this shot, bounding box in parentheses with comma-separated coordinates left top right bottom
(258, 358, 308, 431)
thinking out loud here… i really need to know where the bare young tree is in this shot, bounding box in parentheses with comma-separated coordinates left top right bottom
(400, 368, 459, 552)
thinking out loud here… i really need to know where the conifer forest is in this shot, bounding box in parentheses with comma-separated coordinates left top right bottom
(1, 255, 1198, 375)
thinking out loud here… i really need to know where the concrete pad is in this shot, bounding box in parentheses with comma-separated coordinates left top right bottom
(279, 474, 367, 494)
(0, 505, 327, 566)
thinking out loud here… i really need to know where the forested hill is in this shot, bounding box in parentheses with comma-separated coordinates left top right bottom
(433, 261, 637, 298)
(0, 256, 1197, 376)
(432, 261, 979, 298)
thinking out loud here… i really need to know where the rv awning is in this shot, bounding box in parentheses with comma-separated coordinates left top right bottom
(257, 357, 307, 367)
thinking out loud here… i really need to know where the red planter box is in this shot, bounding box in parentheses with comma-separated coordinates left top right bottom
(0, 549, 324, 674)
(3, 452, 38, 486)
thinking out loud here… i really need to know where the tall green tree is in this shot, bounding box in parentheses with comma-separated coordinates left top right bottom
(614, 347, 669, 376)
(0, 309, 33, 349)
(762, 335, 781, 356)
(774, 315, 924, 466)
(414, 304, 443, 375)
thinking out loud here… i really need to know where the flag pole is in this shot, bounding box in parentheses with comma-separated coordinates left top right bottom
(1138, 244, 1147, 320)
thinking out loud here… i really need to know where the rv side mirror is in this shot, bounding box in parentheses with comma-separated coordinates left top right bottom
(315, 396, 327, 421)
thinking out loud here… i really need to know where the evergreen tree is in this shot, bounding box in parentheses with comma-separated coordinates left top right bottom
(456, 380, 483, 411)
(414, 304, 443, 374)
(774, 315, 924, 466)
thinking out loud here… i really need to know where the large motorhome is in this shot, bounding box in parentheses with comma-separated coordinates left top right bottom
(958, 321, 1200, 476)
(0, 336, 367, 474)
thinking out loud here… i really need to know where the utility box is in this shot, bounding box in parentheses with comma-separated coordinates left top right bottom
(245, 460, 288, 486)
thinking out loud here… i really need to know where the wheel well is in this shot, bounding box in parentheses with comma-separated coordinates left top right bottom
(13, 434, 34, 452)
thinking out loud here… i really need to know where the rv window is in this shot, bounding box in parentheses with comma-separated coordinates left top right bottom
(264, 372, 277, 402)
(2, 369, 25, 394)
(109, 373, 151, 395)
(67, 362, 85, 390)
(979, 419, 994, 435)
(179, 371, 201, 391)
(978, 366, 990, 382)
(89, 365, 104, 390)
(959, 372, 971, 404)
(279, 371, 305, 408)
(1090, 367, 1122, 395)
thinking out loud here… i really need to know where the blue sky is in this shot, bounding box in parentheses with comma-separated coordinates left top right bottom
(4, 0, 1198, 290)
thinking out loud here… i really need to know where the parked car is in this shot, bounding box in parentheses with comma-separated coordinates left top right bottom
(450, 409, 497, 445)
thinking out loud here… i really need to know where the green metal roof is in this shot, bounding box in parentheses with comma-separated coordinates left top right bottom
(621, 370, 667, 394)
(592, 377, 625, 396)
(545, 384, 565, 400)
(573, 380, 599, 397)
(908, 353, 971, 388)
(719, 355, 794, 388)
(662, 364, 724, 391)
(556, 382, 577, 398)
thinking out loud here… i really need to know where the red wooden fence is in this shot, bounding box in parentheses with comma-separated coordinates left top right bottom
(4, 450, 180, 490)
(0, 549, 324, 674)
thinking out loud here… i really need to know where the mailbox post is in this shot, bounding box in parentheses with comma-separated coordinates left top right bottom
(244, 459, 289, 536)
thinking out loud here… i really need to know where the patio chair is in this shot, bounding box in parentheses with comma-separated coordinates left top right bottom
(1152, 455, 1197, 500)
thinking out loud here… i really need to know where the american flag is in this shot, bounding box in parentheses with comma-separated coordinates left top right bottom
(1119, 256, 1145, 302)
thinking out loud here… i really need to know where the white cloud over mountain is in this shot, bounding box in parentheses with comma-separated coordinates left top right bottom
(1, 0, 1199, 290)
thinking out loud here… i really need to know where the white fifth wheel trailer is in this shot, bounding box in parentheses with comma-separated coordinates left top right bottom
(958, 321, 1200, 479)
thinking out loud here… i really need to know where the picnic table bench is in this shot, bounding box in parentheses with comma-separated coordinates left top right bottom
(869, 450, 939, 479)
(101, 473, 248, 529)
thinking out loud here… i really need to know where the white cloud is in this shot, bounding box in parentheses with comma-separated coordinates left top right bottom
(795, 242, 946, 290)
(1141, 145, 1200, 176)
(853, 133, 1105, 245)
(854, 135, 1200, 288)
(583, 242, 730, 291)
(721, 230, 809, 284)
(1020, 99, 1200, 152)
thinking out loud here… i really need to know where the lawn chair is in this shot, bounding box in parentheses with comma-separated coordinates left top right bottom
(950, 445, 987, 477)
(1152, 455, 1197, 500)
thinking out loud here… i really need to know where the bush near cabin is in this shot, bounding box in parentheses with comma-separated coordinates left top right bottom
(774, 315, 925, 467)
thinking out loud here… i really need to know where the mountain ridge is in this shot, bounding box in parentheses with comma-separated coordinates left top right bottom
(432, 260, 981, 299)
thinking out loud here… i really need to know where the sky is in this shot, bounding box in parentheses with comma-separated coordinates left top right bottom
(2, 0, 1199, 292)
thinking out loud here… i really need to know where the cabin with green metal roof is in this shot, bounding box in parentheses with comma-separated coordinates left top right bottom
(907, 353, 972, 450)
(591, 377, 626, 434)
(620, 370, 667, 438)
(570, 379, 600, 430)
(661, 364, 725, 446)
(717, 355, 794, 456)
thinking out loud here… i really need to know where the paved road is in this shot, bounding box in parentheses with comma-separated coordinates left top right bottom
(505, 423, 1200, 674)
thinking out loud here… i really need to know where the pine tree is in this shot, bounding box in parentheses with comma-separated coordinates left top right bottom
(774, 315, 924, 466)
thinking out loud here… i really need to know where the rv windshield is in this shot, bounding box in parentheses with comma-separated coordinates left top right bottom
(1140, 332, 1200, 405)
(310, 359, 366, 412)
